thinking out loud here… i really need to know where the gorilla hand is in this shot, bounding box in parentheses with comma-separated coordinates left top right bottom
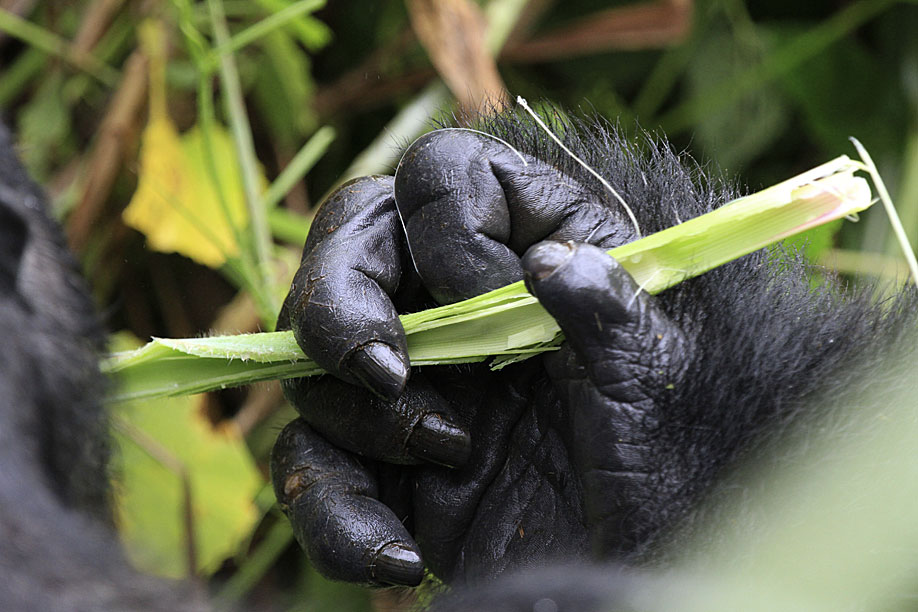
(271, 129, 689, 586)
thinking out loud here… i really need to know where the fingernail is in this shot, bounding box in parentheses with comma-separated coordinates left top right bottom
(344, 341, 409, 401)
(522, 241, 575, 284)
(407, 413, 471, 468)
(371, 543, 424, 586)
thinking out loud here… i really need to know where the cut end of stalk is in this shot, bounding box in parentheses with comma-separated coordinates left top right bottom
(608, 155, 874, 296)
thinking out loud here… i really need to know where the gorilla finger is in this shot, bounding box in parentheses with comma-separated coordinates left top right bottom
(522, 241, 687, 396)
(394, 129, 634, 305)
(282, 374, 471, 468)
(271, 419, 425, 586)
(278, 176, 410, 400)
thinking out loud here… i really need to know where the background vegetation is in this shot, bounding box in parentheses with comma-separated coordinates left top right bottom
(1, 0, 916, 609)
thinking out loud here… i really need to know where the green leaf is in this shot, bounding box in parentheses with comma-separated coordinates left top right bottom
(109, 339, 264, 579)
(686, 28, 787, 169)
(250, 29, 318, 147)
(778, 31, 905, 156)
(253, 0, 333, 51)
(123, 119, 255, 268)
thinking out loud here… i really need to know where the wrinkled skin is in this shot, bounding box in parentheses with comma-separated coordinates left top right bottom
(272, 128, 689, 586)
(272, 119, 918, 590)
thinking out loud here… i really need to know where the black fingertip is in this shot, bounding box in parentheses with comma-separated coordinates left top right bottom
(522, 241, 575, 294)
(371, 543, 424, 587)
(344, 341, 409, 401)
(407, 413, 472, 468)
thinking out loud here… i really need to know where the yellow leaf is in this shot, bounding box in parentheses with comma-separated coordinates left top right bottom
(123, 119, 252, 267)
(124, 20, 261, 268)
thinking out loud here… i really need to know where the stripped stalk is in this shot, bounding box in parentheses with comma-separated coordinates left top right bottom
(104, 155, 875, 402)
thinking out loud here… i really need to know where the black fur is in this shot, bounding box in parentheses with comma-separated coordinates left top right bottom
(0, 123, 206, 611)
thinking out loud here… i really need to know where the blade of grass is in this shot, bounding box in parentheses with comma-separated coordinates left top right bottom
(0, 47, 45, 106)
(209, 0, 325, 60)
(171, 0, 210, 62)
(208, 0, 278, 321)
(262, 125, 335, 210)
(850, 137, 918, 285)
(104, 156, 874, 402)
(253, 0, 332, 51)
(335, 81, 451, 187)
(197, 66, 277, 325)
(170, 2, 277, 323)
(483, 0, 531, 51)
(64, 9, 137, 104)
(0, 9, 119, 86)
(268, 207, 313, 245)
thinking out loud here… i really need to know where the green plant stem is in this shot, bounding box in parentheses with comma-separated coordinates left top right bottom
(0, 46, 45, 106)
(214, 520, 293, 607)
(64, 10, 136, 104)
(0, 9, 119, 86)
(483, 0, 531, 51)
(262, 125, 335, 210)
(198, 77, 276, 326)
(632, 42, 694, 122)
(171, 0, 210, 62)
(172, 0, 275, 321)
(207, 0, 278, 324)
(885, 125, 918, 254)
(268, 207, 313, 245)
(335, 81, 451, 187)
(209, 0, 325, 60)
(850, 138, 918, 285)
(253, 0, 331, 50)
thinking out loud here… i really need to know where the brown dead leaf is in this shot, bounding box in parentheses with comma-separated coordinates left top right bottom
(407, 0, 508, 116)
